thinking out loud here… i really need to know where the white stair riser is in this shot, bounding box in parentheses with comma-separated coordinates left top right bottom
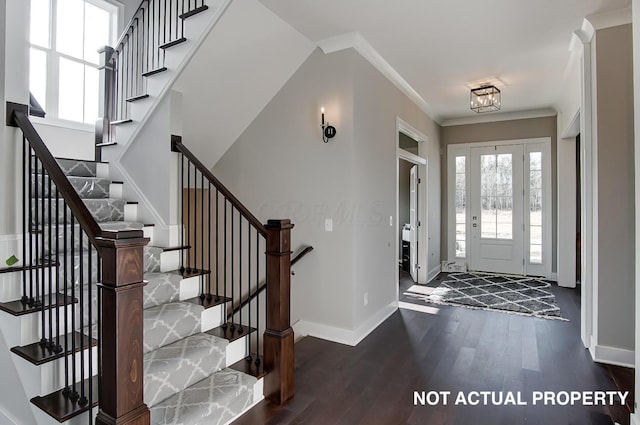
(179, 276, 200, 300)
(17, 305, 75, 346)
(201, 305, 225, 332)
(14, 346, 97, 396)
(160, 250, 180, 272)
(124, 204, 138, 222)
(225, 335, 250, 367)
(108, 183, 123, 199)
(143, 226, 155, 245)
(95, 163, 109, 179)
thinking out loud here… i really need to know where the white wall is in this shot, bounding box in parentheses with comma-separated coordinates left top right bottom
(32, 120, 94, 160)
(632, 0, 640, 422)
(213, 47, 440, 345)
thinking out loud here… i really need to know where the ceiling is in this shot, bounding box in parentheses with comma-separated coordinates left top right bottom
(260, 0, 630, 123)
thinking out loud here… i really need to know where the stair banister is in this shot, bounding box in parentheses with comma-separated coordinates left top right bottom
(8, 102, 151, 425)
(171, 135, 295, 405)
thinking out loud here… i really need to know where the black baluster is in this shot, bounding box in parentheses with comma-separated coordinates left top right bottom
(186, 161, 191, 273)
(33, 158, 40, 308)
(62, 200, 70, 397)
(180, 153, 184, 273)
(70, 215, 78, 402)
(54, 189, 62, 353)
(39, 162, 45, 344)
(207, 182, 211, 301)
(222, 198, 227, 329)
(47, 175, 54, 350)
(230, 207, 235, 331)
(246, 226, 252, 362)
(200, 172, 204, 299)
(21, 137, 27, 304)
(27, 147, 34, 305)
(87, 243, 93, 425)
(78, 230, 87, 406)
(215, 189, 219, 302)
(97, 254, 102, 407)
(238, 218, 243, 334)
(163, 0, 167, 46)
(255, 232, 260, 367)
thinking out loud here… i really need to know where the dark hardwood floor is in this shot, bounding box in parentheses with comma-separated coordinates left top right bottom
(233, 270, 632, 425)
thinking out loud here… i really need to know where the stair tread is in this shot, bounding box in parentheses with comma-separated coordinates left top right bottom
(149, 369, 256, 425)
(159, 37, 187, 49)
(31, 377, 97, 422)
(184, 295, 231, 310)
(144, 302, 205, 353)
(143, 271, 183, 308)
(32, 175, 112, 199)
(179, 5, 208, 19)
(206, 322, 257, 343)
(11, 331, 96, 366)
(144, 332, 229, 407)
(0, 293, 74, 316)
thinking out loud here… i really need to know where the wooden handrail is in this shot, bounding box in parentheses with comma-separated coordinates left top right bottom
(171, 135, 268, 236)
(291, 246, 314, 266)
(8, 104, 143, 243)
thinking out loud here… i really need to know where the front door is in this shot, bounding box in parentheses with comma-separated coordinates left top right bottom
(470, 145, 524, 274)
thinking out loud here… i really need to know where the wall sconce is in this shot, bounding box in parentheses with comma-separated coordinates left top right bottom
(321, 107, 336, 143)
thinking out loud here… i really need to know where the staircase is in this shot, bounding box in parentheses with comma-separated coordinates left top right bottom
(1, 142, 264, 424)
(1, 0, 296, 423)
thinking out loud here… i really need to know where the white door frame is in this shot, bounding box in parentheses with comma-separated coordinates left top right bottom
(447, 137, 552, 278)
(395, 118, 428, 298)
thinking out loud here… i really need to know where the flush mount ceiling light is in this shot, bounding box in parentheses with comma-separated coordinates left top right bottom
(470, 84, 501, 113)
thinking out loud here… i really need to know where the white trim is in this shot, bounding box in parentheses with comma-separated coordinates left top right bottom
(591, 344, 635, 368)
(586, 7, 632, 31)
(441, 108, 557, 127)
(0, 408, 18, 425)
(317, 32, 440, 124)
(427, 265, 441, 283)
(293, 302, 397, 347)
(30, 116, 94, 133)
(397, 148, 426, 166)
(630, 413, 640, 425)
(395, 117, 429, 285)
(560, 110, 580, 139)
(549, 272, 558, 281)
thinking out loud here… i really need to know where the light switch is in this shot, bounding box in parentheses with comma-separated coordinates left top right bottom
(325, 218, 333, 232)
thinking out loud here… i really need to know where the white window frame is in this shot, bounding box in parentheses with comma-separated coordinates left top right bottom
(29, 0, 121, 128)
(447, 138, 552, 277)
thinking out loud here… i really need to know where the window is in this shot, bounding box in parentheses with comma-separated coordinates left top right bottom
(29, 0, 118, 125)
(479, 153, 513, 239)
(454, 156, 466, 257)
(529, 152, 543, 263)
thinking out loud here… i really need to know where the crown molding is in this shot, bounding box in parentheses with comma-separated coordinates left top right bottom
(586, 6, 632, 31)
(317, 32, 442, 124)
(440, 108, 557, 127)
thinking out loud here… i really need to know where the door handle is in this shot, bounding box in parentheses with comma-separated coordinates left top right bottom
(473, 223, 477, 227)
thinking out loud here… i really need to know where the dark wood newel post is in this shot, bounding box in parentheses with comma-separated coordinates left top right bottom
(264, 219, 295, 405)
(95, 234, 150, 425)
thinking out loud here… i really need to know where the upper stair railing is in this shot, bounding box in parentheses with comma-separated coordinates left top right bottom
(6, 102, 150, 425)
(171, 135, 295, 404)
(96, 0, 208, 155)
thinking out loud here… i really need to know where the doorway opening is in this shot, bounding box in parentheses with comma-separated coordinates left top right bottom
(396, 123, 427, 295)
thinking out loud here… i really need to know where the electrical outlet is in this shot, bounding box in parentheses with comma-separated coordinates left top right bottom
(364, 292, 368, 306)
(325, 218, 333, 232)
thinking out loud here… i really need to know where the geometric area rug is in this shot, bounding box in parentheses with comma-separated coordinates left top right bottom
(405, 272, 567, 321)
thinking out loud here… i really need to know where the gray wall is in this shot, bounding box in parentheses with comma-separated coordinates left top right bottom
(594, 24, 635, 351)
(440, 116, 558, 272)
(213, 47, 440, 337)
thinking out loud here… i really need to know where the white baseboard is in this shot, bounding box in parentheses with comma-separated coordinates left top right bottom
(591, 344, 635, 368)
(293, 301, 398, 347)
(427, 265, 441, 283)
(549, 272, 558, 281)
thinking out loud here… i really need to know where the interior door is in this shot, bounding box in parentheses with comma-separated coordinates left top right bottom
(470, 145, 524, 274)
(409, 165, 418, 281)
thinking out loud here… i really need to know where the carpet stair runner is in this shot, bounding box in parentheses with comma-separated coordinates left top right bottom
(10, 157, 259, 425)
